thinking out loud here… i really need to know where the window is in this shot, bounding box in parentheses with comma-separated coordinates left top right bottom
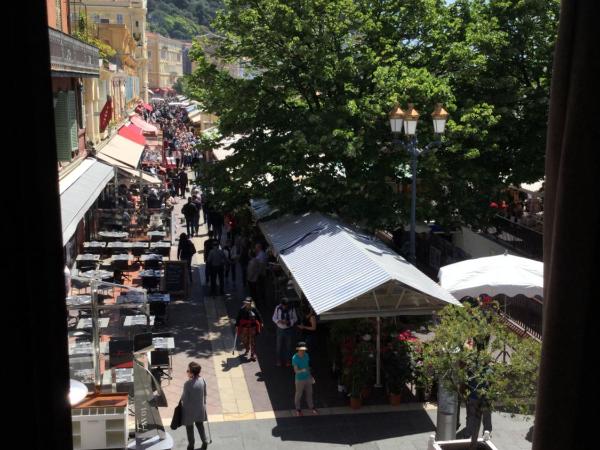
(177, 54, 181, 62)
(100, 18, 110, 24)
(147, 51, 151, 59)
(117, 14, 124, 24)
(55, 0, 62, 31)
(135, 20, 139, 28)
(92, 14, 100, 23)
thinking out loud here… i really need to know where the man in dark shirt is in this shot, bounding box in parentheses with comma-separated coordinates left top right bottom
(178, 169, 188, 198)
(203, 231, 219, 284)
(181, 198, 198, 238)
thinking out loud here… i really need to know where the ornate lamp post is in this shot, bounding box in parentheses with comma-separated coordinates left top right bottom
(389, 103, 448, 265)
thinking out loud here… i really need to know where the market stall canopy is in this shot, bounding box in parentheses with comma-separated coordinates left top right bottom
(98, 134, 144, 169)
(259, 212, 459, 320)
(95, 153, 162, 185)
(118, 123, 146, 146)
(438, 253, 543, 299)
(129, 114, 158, 135)
(59, 158, 114, 245)
(188, 110, 202, 123)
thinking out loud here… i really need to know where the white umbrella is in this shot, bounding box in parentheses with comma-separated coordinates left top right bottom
(438, 253, 543, 299)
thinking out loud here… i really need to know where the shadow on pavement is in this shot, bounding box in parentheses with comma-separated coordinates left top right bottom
(271, 410, 436, 445)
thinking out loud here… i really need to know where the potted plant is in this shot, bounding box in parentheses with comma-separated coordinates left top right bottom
(383, 332, 414, 405)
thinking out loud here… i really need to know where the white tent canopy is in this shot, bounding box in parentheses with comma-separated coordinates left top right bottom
(438, 253, 544, 299)
(259, 212, 459, 320)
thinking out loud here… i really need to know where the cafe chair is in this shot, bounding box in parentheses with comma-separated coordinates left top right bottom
(149, 349, 172, 384)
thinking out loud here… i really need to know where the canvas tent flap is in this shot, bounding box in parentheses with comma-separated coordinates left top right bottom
(259, 212, 459, 319)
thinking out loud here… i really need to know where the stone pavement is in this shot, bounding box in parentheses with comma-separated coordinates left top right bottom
(152, 172, 534, 449)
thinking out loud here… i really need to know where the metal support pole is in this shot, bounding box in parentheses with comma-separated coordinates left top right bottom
(375, 316, 382, 387)
(409, 139, 418, 265)
(91, 279, 102, 393)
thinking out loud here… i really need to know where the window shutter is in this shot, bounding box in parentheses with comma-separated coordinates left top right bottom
(54, 92, 72, 162)
(67, 90, 78, 151)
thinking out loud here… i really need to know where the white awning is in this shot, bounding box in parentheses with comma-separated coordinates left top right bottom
(95, 154, 162, 185)
(59, 159, 114, 246)
(259, 212, 459, 320)
(212, 134, 242, 160)
(98, 135, 145, 169)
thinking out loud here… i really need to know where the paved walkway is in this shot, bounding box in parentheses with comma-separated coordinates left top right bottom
(152, 173, 534, 449)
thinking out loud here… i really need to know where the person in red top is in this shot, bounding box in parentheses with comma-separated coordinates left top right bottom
(235, 298, 263, 361)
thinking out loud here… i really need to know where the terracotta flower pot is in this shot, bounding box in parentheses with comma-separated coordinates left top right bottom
(389, 393, 402, 405)
(350, 396, 362, 409)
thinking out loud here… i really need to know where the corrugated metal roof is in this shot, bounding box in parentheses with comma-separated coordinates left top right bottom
(259, 212, 459, 318)
(59, 159, 114, 246)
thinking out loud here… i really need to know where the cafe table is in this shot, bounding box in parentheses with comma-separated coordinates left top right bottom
(152, 336, 175, 350)
(75, 254, 100, 269)
(111, 254, 133, 271)
(123, 315, 155, 327)
(149, 241, 171, 257)
(98, 231, 129, 242)
(76, 317, 110, 329)
(130, 242, 149, 257)
(77, 269, 114, 280)
(68, 341, 109, 356)
(148, 293, 170, 303)
(147, 231, 167, 242)
(66, 295, 92, 307)
(139, 269, 162, 289)
(82, 241, 106, 254)
(106, 241, 133, 254)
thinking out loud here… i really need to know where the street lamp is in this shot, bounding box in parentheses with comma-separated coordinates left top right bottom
(389, 102, 448, 265)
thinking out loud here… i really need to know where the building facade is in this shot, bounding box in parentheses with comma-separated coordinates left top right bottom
(75, 0, 149, 102)
(147, 32, 184, 89)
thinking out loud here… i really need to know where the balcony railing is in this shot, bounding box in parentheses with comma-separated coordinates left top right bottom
(49, 28, 99, 77)
(497, 295, 543, 341)
(482, 214, 543, 261)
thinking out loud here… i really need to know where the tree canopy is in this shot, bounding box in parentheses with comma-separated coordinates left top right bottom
(148, 0, 223, 40)
(188, 0, 559, 230)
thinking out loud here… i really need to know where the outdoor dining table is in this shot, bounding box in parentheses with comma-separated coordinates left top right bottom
(123, 315, 155, 327)
(68, 341, 109, 356)
(98, 231, 129, 242)
(75, 254, 100, 269)
(101, 367, 134, 385)
(66, 295, 92, 307)
(106, 241, 133, 254)
(130, 242, 149, 257)
(149, 241, 171, 257)
(141, 253, 163, 269)
(148, 293, 171, 303)
(111, 254, 134, 271)
(77, 269, 114, 280)
(82, 241, 106, 254)
(152, 336, 175, 350)
(76, 317, 110, 329)
(116, 290, 147, 304)
(147, 231, 167, 242)
(139, 269, 162, 289)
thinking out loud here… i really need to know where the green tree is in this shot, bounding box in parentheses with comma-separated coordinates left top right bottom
(189, 0, 558, 229)
(422, 303, 540, 445)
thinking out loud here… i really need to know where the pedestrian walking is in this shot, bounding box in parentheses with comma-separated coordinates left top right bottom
(203, 231, 219, 285)
(180, 361, 209, 450)
(178, 169, 188, 198)
(272, 298, 298, 367)
(235, 298, 263, 361)
(207, 244, 227, 296)
(177, 233, 196, 281)
(181, 197, 198, 238)
(292, 341, 317, 416)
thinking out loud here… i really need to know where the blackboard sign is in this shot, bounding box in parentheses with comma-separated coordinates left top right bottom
(163, 261, 189, 297)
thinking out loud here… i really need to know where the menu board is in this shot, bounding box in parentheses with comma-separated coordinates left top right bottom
(163, 260, 188, 296)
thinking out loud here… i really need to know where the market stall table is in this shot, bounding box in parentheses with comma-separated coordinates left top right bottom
(149, 241, 171, 257)
(98, 231, 129, 242)
(76, 317, 110, 329)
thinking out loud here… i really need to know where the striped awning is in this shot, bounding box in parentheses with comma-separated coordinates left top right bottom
(259, 212, 459, 319)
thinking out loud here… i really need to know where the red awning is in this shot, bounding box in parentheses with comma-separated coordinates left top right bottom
(144, 103, 153, 112)
(129, 114, 158, 135)
(117, 124, 146, 146)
